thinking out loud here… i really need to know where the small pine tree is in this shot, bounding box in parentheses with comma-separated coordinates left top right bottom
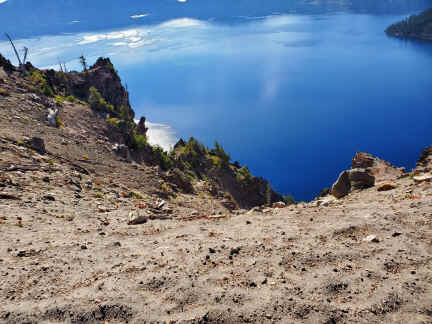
(213, 141, 230, 167)
(79, 55, 87, 72)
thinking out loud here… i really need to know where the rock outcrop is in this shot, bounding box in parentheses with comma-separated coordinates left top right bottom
(0, 55, 282, 210)
(331, 153, 390, 198)
(0, 54, 15, 73)
(352, 152, 405, 182)
(44, 57, 134, 119)
(136, 117, 148, 136)
(416, 146, 432, 173)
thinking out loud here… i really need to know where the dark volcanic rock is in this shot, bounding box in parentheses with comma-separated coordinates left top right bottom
(0, 54, 15, 73)
(416, 146, 432, 173)
(348, 168, 375, 190)
(331, 171, 351, 198)
(24, 137, 46, 155)
(136, 117, 148, 136)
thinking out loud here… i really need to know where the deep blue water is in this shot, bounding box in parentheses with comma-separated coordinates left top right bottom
(1, 0, 432, 201)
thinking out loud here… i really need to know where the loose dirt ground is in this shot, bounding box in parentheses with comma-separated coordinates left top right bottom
(0, 71, 431, 323)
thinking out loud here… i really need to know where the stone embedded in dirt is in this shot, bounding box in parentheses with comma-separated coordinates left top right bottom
(42, 195, 56, 201)
(363, 235, 380, 243)
(156, 200, 166, 209)
(413, 174, 432, 183)
(377, 183, 398, 191)
(331, 170, 351, 198)
(230, 247, 241, 255)
(348, 168, 375, 190)
(0, 193, 20, 200)
(24, 137, 46, 154)
(128, 211, 148, 225)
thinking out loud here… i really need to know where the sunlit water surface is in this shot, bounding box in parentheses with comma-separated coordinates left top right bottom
(1, 0, 431, 200)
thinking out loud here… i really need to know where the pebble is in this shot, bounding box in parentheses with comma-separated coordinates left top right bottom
(363, 235, 380, 243)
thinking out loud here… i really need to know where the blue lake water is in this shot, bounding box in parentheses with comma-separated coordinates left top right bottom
(1, 0, 432, 201)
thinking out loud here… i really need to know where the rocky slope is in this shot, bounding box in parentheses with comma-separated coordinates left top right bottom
(0, 56, 432, 323)
(0, 55, 282, 210)
(386, 8, 432, 41)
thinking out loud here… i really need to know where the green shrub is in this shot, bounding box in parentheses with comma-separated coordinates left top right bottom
(178, 137, 207, 169)
(65, 95, 87, 105)
(118, 105, 131, 121)
(152, 145, 174, 170)
(55, 116, 63, 128)
(211, 141, 230, 168)
(43, 84, 54, 97)
(130, 134, 147, 151)
(28, 70, 54, 97)
(54, 95, 65, 104)
(0, 89, 10, 97)
(106, 116, 120, 127)
(88, 86, 115, 113)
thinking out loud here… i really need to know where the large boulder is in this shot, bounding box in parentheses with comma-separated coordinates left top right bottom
(331, 168, 375, 198)
(348, 168, 375, 189)
(331, 171, 351, 198)
(352, 152, 404, 182)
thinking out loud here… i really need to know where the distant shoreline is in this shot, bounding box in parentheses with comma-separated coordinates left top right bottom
(386, 8, 432, 41)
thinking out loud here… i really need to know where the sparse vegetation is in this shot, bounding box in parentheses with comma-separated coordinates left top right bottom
(65, 95, 87, 105)
(236, 166, 254, 183)
(130, 133, 148, 151)
(0, 89, 10, 96)
(54, 95, 64, 105)
(27, 70, 54, 97)
(88, 86, 115, 114)
(55, 116, 63, 128)
(210, 141, 230, 168)
(152, 145, 175, 170)
(161, 182, 169, 193)
(106, 116, 120, 127)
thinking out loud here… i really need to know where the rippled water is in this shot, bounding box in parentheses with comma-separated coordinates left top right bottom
(1, 0, 431, 200)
